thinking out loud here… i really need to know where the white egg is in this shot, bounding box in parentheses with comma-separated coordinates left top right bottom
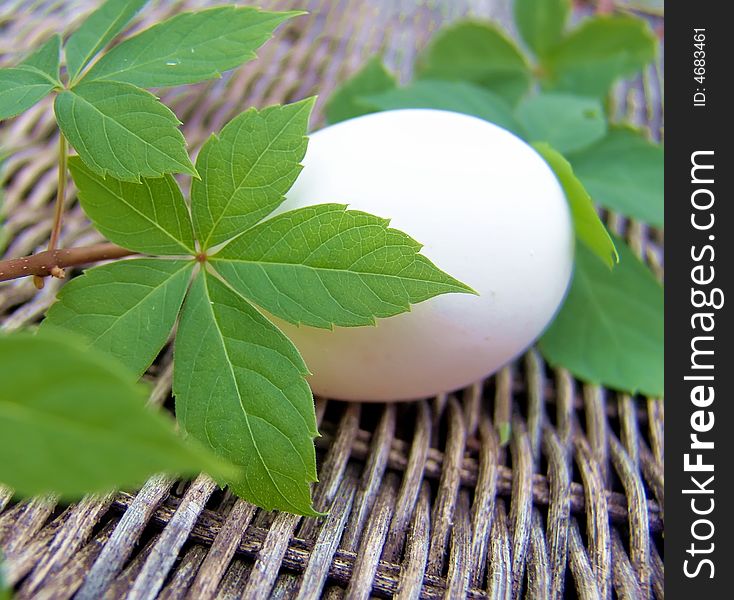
(271, 109, 574, 401)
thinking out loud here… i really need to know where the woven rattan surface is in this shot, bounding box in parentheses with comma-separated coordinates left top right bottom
(0, 1, 664, 598)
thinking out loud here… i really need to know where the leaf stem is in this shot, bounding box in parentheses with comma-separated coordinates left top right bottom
(33, 133, 69, 289)
(0, 243, 136, 283)
(48, 133, 68, 253)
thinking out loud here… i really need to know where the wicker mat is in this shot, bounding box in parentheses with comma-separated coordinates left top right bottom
(0, 1, 664, 598)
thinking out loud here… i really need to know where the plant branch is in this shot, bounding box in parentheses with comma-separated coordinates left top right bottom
(0, 243, 136, 283)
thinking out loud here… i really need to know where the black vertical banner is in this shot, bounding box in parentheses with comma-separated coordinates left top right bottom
(666, 2, 733, 597)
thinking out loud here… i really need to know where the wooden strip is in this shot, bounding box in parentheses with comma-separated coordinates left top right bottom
(554, 368, 576, 451)
(239, 395, 339, 599)
(241, 511, 302, 599)
(294, 471, 358, 600)
(617, 395, 640, 467)
(75, 473, 175, 600)
(650, 542, 664, 600)
(214, 559, 252, 600)
(583, 385, 610, 485)
(382, 401, 431, 562)
(344, 473, 398, 600)
(611, 530, 644, 600)
(4, 509, 71, 588)
(542, 428, 571, 600)
(647, 398, 665, 466)
(509, 416, 533, 597)
(0, 494, 56, 556)
(158, 545, 208, 600)
(610, 434, 651, 598)
(19, 493, 114, 596)
(340, 403, 396, 551)
(568, 520, 602, 600)
(186, 499, 257, 599)
(443, 491, 472, 599)
(468, 416, 499, 588)
(104, 533, 161, 599)
(574, 437, 612, 600)
(525, 350, 546, 464)
(639, 442, 664, 526)
(127, 474, 218, 600)
(395, 482, 430, 600)
(299, 403, 361, 542)
(493, 367, 513, 446)
(27, 521, 117, 600)
(486, 499, 511, 600)
(462, 382, 482, 439)
(526, 511, 551, 600)
(427, 397, 465, 576)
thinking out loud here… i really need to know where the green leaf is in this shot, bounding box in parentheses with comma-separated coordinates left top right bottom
(0, 35, 62, 121)
(539, 238, 663, 397)
(0, 329, 235, 499)
(568, 126, 663, 226)
(192, 98, 313, 250)
(362, 80, 524, 137)
(514, 0, 570, 57)
(174, 270, 319, 515)
(65, 0, 148, 82)
(42, 259, 194, 377)
(534, 142, 617, 268)
(69, 156, 195, 254)
(416, 20, 531, 104)
(515, 93, 606, 153)
(22, 35, 62, 84)
(542, 15, 657, 98)
(0, 69, 56, 121)
(212, 204, 475, 329)
(55, 81, 195, 181)
(325, 56, 397, 124)
(84, 7, 298, 88)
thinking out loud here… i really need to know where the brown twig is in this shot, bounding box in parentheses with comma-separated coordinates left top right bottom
(0, 243, 136, 283)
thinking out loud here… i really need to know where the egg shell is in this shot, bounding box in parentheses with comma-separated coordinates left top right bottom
(270, 109, 574, 401)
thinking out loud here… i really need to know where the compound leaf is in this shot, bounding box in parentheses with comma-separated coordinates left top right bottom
(55, 81, 195, 181)
(325, 56, 397, 124)
(363, 80, 523, 137)
(69, 156, 195, 255)
(66, 0, 149, 81)
(192, 98, 313, 250)
(514, 0, 570, 57)
(42, 259, 194, 377)
(415, 20, 531, 104)
(515, 93, 606, 153)
(84, 6, 298, 88)
(174, 270, 319, 515)
(542, 15, 657, 97)
(568, 126, 664, 226)
(212, 204, 475, 329)
(539, 238, 663, 397)
(534, 142, 617, 268)
(0, 329, 234, 499)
